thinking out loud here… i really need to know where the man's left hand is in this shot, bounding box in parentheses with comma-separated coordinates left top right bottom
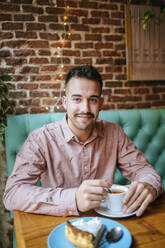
(123, 181, 157, 216)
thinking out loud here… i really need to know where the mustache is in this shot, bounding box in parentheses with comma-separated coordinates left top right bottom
(74, 112, 94, 118)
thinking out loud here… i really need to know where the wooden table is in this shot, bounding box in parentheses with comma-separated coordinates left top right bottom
(14, 192, 165, 248)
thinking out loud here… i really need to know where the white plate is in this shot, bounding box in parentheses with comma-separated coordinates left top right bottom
(95, 207, 137, 218)
(47, 217, 132, 248)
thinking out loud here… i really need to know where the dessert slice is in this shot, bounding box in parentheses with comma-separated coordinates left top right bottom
(65, 217, 105, 248)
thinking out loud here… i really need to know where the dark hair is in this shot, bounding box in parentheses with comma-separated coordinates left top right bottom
(65, 65, 103, 95)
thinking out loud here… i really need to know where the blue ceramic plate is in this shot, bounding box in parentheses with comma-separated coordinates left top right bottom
(47, 217, 132, 248)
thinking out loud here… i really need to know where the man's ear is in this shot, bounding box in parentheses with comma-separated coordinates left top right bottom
(62, 96, 67, 110)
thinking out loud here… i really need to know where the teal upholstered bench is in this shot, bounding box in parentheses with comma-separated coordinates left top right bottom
(5, 108, 165, 248)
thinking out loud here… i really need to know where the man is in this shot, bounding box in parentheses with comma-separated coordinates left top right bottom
(3, 65, 163, 217)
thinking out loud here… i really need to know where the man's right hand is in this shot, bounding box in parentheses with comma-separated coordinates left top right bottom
(76, 179, 111, 212)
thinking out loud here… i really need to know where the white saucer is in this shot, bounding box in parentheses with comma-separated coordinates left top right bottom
(95, 207, 137, 218)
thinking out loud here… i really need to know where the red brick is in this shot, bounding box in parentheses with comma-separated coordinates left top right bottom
(0, 67, 15, 74)
(2, 22, 23, 30)
(30, 91, 50, 97)
(0, 4, 20, 12)
(75, 42, 93, 49)
(17, 83, 38, 90)
(13, 75, 28, 81)
(103, 19, 121, 25)
(30, 75, 51, 81)
(0, 14, 11, 21)
(74, 58, 92, 64)
(21, 66, 39, 74)
(134, 88, 150, 94)
(14, 49, 36, 56)
(29, 57, 49, 64)
(5, 58, 27, 65)
(27, 40, 49, 48)
(49, 24, 65, 31)
(0, 32, 13, 39)
(146, 95, 160, 101)
(51, 57, 70, 64)
(51, 41, 71, 48)
(82, 18, 100, 25)
(60, 15, 78, 24)
(79, 1, 98, 9)
(39, 32, 59, 40)
(46, 7, 65, 15)
(38, 15, 58, 22)
(14, 14, 34, 21)
(85, 34, 101, 41)
(40, 83, 60, 89)
(9, 91, 27, 98)
(0, 50, 11, 57)
(16, 108, 28, 114)
(68, 9, 88, 17)
(96, 58, 113, 64)
(22, 5, 43, 14)
(15, 31, 37, 39)
(42, 99, 57, 105)
(103, 50, 120, 57)
(19, 99, 40, 106)
(30, 107, 49, 113)
(115, 74, 126, 80)
(104, 35, 123, 42)
(38, 50, 51, 56)
(2, 40, 26, 48)
(98, 3, 118, 10)
(56, 0, 77, 8)
(26, 23, 46, 31)
(95, 42, 113, 49)
(11, 0, 33, 3)
(91, 27, 110, 33)
(62, 50, 80, 57)
(36, 0, 51, 5)
(83, 50, 101, 57)
(105, 81, 123, 88)
(41, 65, 58, 72)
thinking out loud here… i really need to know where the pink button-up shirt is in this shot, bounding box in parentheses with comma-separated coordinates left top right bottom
(3, 115, 163, 216)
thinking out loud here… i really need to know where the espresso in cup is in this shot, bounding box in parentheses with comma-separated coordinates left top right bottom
(101, 184, 128, 212)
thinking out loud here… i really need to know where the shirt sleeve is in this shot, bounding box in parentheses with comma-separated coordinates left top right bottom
(3, 131, 79, 217)
(117, 125, 164, 196)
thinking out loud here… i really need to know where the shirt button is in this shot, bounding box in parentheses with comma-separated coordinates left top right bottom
(68, 211, 73, 215)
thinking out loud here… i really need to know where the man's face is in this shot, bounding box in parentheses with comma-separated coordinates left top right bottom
(62, 77, 103, 135)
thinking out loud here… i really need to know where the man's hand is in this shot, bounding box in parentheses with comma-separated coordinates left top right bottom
(76, 179, 111, 212)
(123, 181, 157, 216)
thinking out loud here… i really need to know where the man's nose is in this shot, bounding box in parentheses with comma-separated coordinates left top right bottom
(81, 100, 90, 112)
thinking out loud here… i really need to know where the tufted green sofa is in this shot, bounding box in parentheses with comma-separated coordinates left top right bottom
(4, 108, 165, 248)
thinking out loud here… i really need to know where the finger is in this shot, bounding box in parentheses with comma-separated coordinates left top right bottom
(136, 194, 153, 216)
(123, 181, 139, 205)
(126, 186, 148, 209)
(85, 179, 111, 188)
(124, 188, 148, 213)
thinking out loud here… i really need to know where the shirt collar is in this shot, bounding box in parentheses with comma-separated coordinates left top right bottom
(61, 114, 104, 143)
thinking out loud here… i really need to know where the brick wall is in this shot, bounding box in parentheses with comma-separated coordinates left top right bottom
(0, 0, 165, 115)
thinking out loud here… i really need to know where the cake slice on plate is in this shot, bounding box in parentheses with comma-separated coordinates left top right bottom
(65, 217, 105, 248)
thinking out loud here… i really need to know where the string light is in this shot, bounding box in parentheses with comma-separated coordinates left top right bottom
(53, 0, 71, 111)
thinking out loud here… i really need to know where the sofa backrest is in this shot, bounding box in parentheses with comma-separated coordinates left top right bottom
(5, 109, 165, 186)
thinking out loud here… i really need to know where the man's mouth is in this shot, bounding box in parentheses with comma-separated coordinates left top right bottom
(75, 113, 94, 119)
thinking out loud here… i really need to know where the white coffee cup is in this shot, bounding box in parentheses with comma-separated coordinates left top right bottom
(101, 184, 128, 212)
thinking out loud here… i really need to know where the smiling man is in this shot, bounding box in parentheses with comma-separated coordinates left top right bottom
(3, 65, 163, 217)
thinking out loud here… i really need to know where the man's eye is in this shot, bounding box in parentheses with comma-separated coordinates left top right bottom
(73, 98, 81, 102)
(90, 98, 98, 103)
